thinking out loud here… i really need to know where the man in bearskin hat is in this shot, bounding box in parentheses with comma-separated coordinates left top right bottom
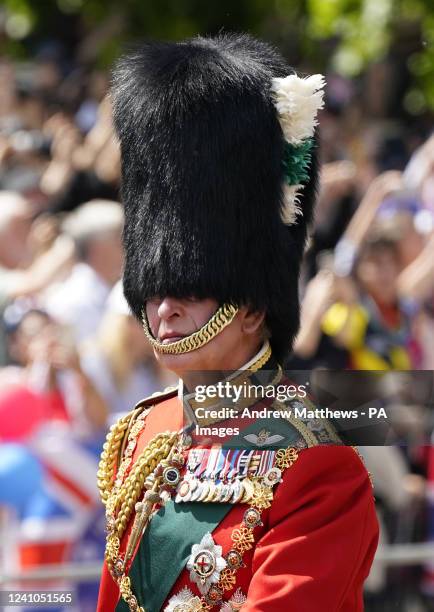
(97, 33, 378, 612)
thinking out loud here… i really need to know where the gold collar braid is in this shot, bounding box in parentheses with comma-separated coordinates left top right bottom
(141, 303, 239, 354)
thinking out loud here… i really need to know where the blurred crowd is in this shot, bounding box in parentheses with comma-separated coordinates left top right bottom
(0, 55, 174, 611)
(0, 51, 432, 611)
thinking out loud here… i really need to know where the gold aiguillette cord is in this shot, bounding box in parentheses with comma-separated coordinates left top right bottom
(123, 437, 180, 568)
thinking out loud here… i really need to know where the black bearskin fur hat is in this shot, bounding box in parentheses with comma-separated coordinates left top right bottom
(112, 33, 319, 361)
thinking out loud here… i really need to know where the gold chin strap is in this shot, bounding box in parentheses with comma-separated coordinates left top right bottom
(141, 303, 239, 355)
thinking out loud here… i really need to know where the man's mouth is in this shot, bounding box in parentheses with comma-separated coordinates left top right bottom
(158, 332, 187, 344)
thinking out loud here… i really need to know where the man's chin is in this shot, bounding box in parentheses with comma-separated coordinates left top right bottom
(153, 348, 200, 372)
(153, 342, 223, 378)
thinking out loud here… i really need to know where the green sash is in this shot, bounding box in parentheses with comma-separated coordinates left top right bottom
(115, 500, 232, 612)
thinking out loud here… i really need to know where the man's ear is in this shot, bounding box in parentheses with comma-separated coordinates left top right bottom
(239, 306, 266, 335)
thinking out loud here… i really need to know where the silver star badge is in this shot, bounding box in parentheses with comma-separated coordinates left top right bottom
(186, 532, 227, 595)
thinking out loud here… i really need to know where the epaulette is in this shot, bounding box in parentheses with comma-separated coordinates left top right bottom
(132, 385, 178, 410)
(117, 386, 178, 466)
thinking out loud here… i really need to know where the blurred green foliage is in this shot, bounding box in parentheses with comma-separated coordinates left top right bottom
(0, 0, 433, 111)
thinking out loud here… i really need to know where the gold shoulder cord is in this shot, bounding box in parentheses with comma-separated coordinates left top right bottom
(101, 427, 180, 611)
(98, 386, 179, 504)
(97, 412, 133, 505)
(103, 426, 184, 612)
(100, 429, 179, 531)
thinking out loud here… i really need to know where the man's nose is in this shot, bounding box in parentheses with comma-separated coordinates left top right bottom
(157, 297, 183, 320)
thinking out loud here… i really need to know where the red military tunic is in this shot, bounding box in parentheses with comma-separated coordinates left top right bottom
(98, 390, 379, 612)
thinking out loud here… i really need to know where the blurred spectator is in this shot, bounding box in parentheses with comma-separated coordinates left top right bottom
(291, 234, 420, 369)
(43, 98, 120, 213)
(80, 282, 174, 417)
(0, 305, 107, 600)
(0, 191, 74, 364)
(44, 199, 123, 343)
(0, 307, 107, 436)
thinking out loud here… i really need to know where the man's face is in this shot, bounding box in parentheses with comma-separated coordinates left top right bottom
(356, 246, 399, 305)
(145, 297, 265, 375)
(0, 205, 33, 269)
(87, 230, 123, 286)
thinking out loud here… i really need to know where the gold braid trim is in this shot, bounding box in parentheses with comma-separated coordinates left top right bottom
(106, 430, 187, 612)
(249, 344, 272, 372)
(118, 387, 178, 466)
(273, 399, 319, 448)
(97, 411, 133, 504)
(141, 303, 239, 354)
(114, 433, 178, 537)
(103, 430, 180, 577)
(352, 445, 374, 489)
(118, 407, 149, 471)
